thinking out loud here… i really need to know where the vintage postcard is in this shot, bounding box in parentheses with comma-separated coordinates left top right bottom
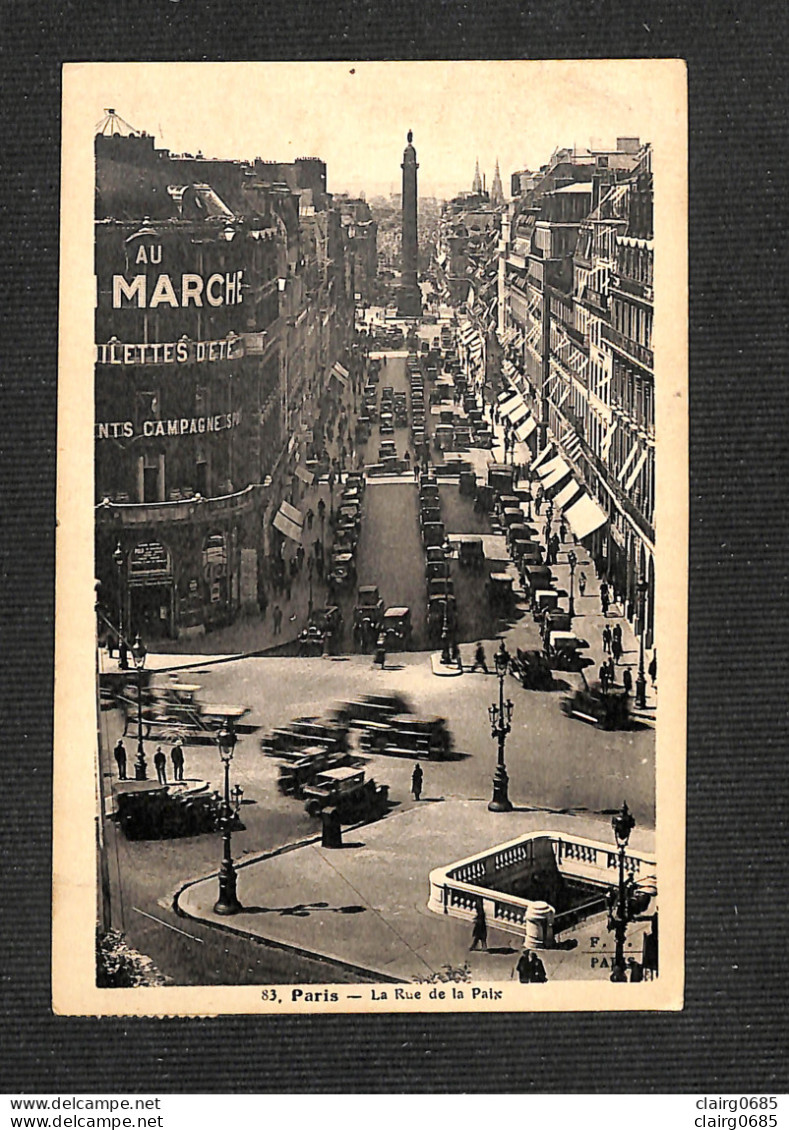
(54, 59, 687, 1014)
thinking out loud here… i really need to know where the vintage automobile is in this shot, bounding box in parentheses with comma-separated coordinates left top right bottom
(511, 538, 543, 566)
(277, 745, 354, 798)
(344, 471, 366, 496)
(561, 686, 632, 730)
(472, 427, 494, 449)
(394, 405, 408, 427)
(353, 585, 384, 629)
(523, 565, 553, 599)
(330, 693, 413, 731)
(426, 559, 451, 583)
(327, 551, 357, 590)
(420, 505, 442, 530)
(298, 605, 343, 655)
(261, 716, 350, 758)
(381, 606, 412, 649)
(487, 572, 515, 609)
(302, 766, 390, 821)
(337, 503, 361, 532)
(334, 520, 359, 551)
(379, 416, 395, 437)
(425, 545, 446, 566)
(487, 462, 515, 494)
(501, 506, 525, 529)
(355, 417, 370, 444)
(419, 482, 440, 505)
(507, 522, 539, 548)
(364, 713, 452, 761)
(510, 648, 555, 691)
(381, 385, 394, 403)
(545, 630, 591, 671)
(427, 576, 454, 602)
(121, 679, 252, 744)
(422, 520, 446, 549)
(457, 535, 485, 571)
(116, 785, 223, 841)
(496, 493, 521, 515)
(378, 440, 397, 462)
(433, 424, 455, 451)
(427, 593, 458, 638)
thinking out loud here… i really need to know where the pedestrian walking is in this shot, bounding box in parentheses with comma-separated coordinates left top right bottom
(549, 533, 560, 565)
(612, 634, 623, 665)
(469, 900, 487, 951)
(154, 747, 167, 785)
(471, 642, 489, 673)
(602, 625, 612, 654)
(273, 604, 282, 635)
(622, 667, 633, 696)
(648, 652, 657, 686)
(600, 581, 610, 617)
(612, 622, 622, 650)
(559, 516, 568, 542)
(171, 741, 185, 782)
(607, 657, 617, 686)
(306, 508, 314, 530)
(451, 637, 462, 672)
(113, 739, 127, 780)
(296, 544, 305, 571)
(579, 570, 587, 596)
(411, 764, 423, 801)
(599, 663, 610, 693)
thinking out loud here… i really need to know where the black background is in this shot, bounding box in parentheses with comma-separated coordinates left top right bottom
(2, 0, 787, 1093)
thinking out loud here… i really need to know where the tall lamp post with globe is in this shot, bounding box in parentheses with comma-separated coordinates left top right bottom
(131, 633, 148, 780)
(214, 718, 242, 915)
(608, 801, 636, 981)
(487, 640, 514, 812)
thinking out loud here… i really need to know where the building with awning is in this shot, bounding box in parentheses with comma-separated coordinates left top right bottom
(498, 387, 520, 406)
(273, 500, 304, 542)
(331, 361, 349, 386)
(531, 444, 555, 472)
(564, 492, 608, 539)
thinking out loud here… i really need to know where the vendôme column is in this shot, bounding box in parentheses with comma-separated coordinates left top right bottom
(397, 129, 422, 319)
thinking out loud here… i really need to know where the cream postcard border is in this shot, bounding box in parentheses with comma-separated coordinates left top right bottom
(53, 59, 688, 1015)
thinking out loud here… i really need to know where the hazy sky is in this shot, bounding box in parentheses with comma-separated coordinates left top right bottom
(79, 61, 678, 199)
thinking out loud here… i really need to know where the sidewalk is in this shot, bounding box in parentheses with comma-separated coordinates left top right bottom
(176, 799, 654, 983)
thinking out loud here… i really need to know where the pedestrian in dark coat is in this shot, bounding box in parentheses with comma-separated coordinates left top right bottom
(469, 900, 488, 951)
(578, 570, 587, 596)
(411, 764, 423, 801)
(471, 642, 489, 673)
(648, 652, 657, 685)
(296, 544, 305, 571)
(599, 663, 609, 693)
(113, 739, 127, 780)
(622, 667, 633, 696)
(607, 657, 617, 686)
(602, 625, 612, 654)
(600, 582, 610, 616)
(306, 508, 314, 530)
(612, 635, 623, 665)
(171, 742, 185, 782)
(612, 622, 623, 650)
(154, 747, 167, 785)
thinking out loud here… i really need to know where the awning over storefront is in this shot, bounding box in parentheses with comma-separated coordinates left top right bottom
(273, 500, 304, 542)
(564, 493, 608, 539)
(554, 479, 581, 510)
(536, 454, 566, 480)
(531, 444, 554, 471)
(331, 361, 349, 386)
(498, 387, 519, 406)
(459, 323, 475, 344)
(294, 463, 314, 485)
(514, 415, 537, 442)
(508, 403, 530, 427)
(499, 327, 517, 347)
(541, 458, 571, 491)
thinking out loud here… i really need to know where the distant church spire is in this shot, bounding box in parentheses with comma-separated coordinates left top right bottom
(472, 158, 482, 195)
(491, 157, 504, 206)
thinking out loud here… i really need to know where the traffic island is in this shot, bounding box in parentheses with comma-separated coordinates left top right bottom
(430, 652, 463, 677)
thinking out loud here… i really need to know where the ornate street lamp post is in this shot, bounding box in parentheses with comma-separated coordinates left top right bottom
(214, 718, 242, 915)
(608, 801, 636, 981)
(131, 633, 148, 780)
(113, 541, 128, 669)
(307, 555, 314, 617)
(567, 548, 578, 620)
(440, 575, 451, 666)
(487, 640, 514, 813)
(635, 575, 648, 710)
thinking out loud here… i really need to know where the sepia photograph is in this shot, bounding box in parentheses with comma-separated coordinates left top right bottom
(54, 59, 687, 1015)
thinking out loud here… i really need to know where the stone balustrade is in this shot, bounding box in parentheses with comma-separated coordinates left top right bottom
(428, 830, 656, 947)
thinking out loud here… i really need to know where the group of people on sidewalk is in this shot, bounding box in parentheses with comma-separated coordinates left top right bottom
(113, 738, 185, 784)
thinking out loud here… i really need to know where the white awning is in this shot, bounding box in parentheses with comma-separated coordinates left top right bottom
(273, 500, 304, 542)
(508, 403, 530, 427)
(541, 458, 571, 491)
(536, 454, 567, 480)
(624, 447, 649, 491)
(331, 361, 349, 386)
(294, 463, 314, 485)
(515, 415, 537, 442)
(554, 479, 581, 509)
(531, 444, 554, 471)
(499, 327, 517, 346)
(564, 493, 608, 539)
(498, 388, 519, 406)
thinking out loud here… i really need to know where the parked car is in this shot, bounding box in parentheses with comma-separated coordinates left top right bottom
(381, 606, 412, 650)
(302, 766, 389, 821)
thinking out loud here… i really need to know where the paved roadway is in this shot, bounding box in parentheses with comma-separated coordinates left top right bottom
(101, 643, 654, 984)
